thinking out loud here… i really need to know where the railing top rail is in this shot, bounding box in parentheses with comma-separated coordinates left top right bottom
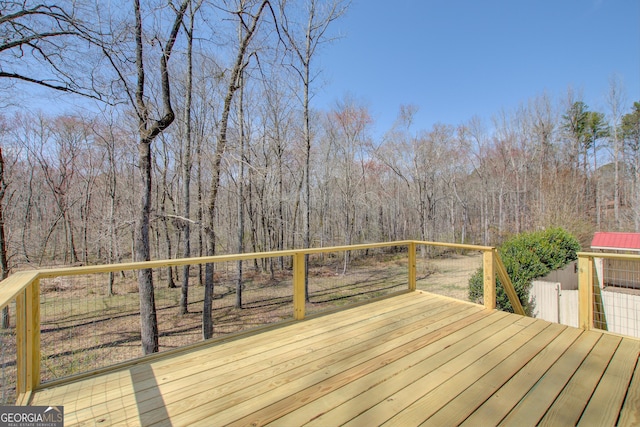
(578, 251, 640, 261)
(412, 240, 495, 251)
(0, 240, 496, 311)
(31, 240, 416, 278)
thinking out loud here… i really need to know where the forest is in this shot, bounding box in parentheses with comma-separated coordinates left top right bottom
(4, 94, 640, 268)
(1, 0, 640, 269)
(1, 1, 639, 350)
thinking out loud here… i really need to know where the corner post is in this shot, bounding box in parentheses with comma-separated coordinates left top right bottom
(408, 242, 416, 291)
(15, 278, 40, 400)
(483, 249, 496, 310)
(293, 252, 306, 320)
(578, 254, 593, 330)
(27, 279, 41, 392)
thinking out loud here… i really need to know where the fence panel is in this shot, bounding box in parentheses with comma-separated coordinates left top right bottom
(579, 252, 640, 338)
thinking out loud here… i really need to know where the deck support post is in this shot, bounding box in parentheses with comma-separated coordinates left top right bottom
(578, 254, 593, 330)
(483, 249, 496, 310)
(293, 253, 305, 320)
(408, 242, 416, 291)
(15, 278, 40, 402)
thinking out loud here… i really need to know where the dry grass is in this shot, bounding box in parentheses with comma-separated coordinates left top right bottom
(0, 250, 482, 404)
(416, 252, 482, 299)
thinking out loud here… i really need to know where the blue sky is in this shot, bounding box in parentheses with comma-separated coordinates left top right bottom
(313, 0, 640, 135)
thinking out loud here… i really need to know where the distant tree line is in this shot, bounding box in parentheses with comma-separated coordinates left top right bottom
(3, 91, 639, 269)
(1, 1, 639, 351)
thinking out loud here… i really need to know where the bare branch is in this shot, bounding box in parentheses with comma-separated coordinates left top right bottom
(0, 71, 105, 101)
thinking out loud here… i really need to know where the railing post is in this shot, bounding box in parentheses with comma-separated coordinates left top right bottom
(28, 279, 41, 392)
(483, 249, 496, 310)
(15, 278, 40, 401)
(408, 242, 416, 291)
(15, 289, 26, 397)
(578, 254, 594, 330)
(293, 253, 305, 320)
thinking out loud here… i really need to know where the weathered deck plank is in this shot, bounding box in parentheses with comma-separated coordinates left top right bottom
(28, 291, 640, 427)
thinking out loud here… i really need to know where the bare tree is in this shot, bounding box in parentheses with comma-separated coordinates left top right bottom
(19, 114, 83, 264)
(156, 134, 177, 288)
(99, 0, 190, 354)
(279, 0, 349, 298)
(528, 93, 556, 219)
(257, 74, 296, 277)
(179, 1, 204, 315)
(93, 114, 126, 295)
(327, 97, 371, 270)
(606, 75, 627, 229)
(457, 117, 493, 245)
(0, 1, 104, 101)
(133, 0, 188, 354)
(1, 0, 189, 354)
(203, 0, 272, 339)
(235, 69, 246, 309)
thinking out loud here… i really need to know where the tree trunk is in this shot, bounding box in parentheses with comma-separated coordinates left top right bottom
(136, 141, 159, 354)
(180, 2, 198, 315)
(130, 0, 188, 354)
(160, 151, 175, 288)
(236, 71, 245, 309)
(106, 130, 118, 296)
(0, 148, 9, 328)
(203, 0, 269, 339)
(196, 114, 204, 287)
(303, 63, 311, 301)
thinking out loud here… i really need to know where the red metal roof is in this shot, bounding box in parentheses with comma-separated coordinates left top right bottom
(591, 232, 640, 251)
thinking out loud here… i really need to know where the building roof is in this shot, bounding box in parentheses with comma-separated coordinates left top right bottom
(591, 232, 640, 252)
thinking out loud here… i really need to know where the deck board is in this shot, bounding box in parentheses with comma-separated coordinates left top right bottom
(423, 322, 567, 427)
(579, 338, 640, 427)
(343, 315, 531, 427)
(285, 311, 510, 427)
(225, 310, 501, 427)
(617, 354, 640, 426)
(459, 326, 583, 427)
(28, 291, 640, 426)
(156, 298, 477, 426)
(539, 333, 622, 426)
(497, 331, 601, 425)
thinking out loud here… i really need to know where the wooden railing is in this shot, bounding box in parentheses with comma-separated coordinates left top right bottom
(0, 240, 521, 404)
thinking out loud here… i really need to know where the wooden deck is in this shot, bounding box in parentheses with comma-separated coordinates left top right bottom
(29, 291, 640, 426)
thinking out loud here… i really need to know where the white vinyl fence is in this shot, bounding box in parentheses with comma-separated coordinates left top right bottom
(531, 259, 640, 338)
(531, 281, 578, 328)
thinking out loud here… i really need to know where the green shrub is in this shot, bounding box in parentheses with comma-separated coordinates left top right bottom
(468, 227, 580, 314)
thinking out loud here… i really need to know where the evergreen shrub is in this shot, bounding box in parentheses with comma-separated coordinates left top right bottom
(468, 227, 580, 314)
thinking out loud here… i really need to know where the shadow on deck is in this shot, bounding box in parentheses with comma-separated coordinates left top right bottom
(29, 291, 640, 426)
